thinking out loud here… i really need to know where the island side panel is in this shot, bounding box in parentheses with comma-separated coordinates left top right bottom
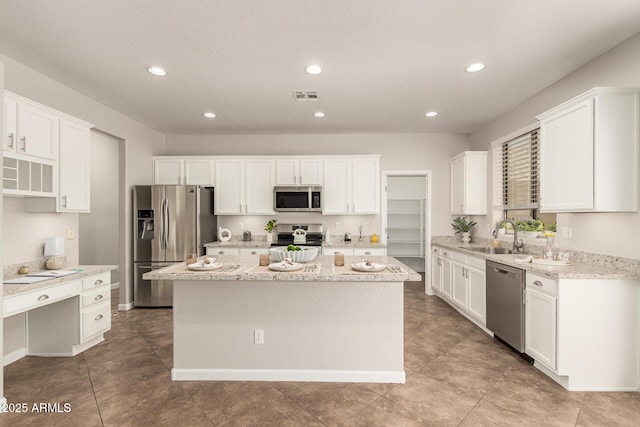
(173, 279, 404, 383)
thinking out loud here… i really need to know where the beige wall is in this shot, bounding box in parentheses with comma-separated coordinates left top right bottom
(164, 133, 469, 236)
(469, 32, 640, 259)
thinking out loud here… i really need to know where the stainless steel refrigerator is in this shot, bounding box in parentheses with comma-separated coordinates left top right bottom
(133, 185, 217, 307)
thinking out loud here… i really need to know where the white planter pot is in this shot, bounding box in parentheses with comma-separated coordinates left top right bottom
(461, 232, 471, 243)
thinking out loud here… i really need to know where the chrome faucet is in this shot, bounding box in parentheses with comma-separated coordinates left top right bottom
(493, 220, 524, 253)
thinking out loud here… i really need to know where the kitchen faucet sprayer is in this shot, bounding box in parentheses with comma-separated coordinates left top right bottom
(493, 220, 524, 253)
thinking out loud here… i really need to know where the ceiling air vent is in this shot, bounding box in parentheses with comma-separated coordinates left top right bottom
(292, 91, 319, 102)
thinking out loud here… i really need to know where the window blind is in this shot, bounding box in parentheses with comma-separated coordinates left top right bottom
(493, 129, 539, 210)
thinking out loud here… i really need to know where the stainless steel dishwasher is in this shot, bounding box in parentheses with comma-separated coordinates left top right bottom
(486, 261, 526, 352)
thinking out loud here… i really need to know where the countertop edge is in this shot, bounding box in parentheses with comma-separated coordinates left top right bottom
(431, 242, 640, 280)
(4, 265, 118, 298)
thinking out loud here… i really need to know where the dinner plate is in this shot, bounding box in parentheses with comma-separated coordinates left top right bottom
(188, 262, 223, 271)
(268, 262, 303, 272)
(350, 262, 386, 272)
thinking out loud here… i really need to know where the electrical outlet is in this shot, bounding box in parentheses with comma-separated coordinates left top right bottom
(239, 223, 244, 230)
(364, 223, 369, 229)
(254, 329, 264, 345)
(66, 227, 74, 240)
(335, 222, 340, 230)
(561, 227, 573, 240)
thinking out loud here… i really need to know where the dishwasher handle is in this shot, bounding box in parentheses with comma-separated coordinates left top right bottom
(491, 266, 519, 279)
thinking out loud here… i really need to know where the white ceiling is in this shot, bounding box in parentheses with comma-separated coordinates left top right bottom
(1, 0, 640, 135)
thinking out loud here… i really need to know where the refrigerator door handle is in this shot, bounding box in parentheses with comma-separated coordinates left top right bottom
(161, 198, 167, 249)
(165, 198, 170, 249)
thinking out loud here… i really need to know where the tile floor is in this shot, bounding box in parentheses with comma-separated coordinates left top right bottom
(2, 277, 639, 426)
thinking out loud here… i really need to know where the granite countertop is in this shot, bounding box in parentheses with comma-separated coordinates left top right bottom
(143, 255, 419, 282)
(203, 240, 387, 249)
(3, 265, 118, 298)
(431, 239, 640, 281)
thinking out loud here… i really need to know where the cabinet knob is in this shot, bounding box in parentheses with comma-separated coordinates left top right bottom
(95, 314, 104, 321)
(37, 294, 49, 301)
(533, 280, 543, 287)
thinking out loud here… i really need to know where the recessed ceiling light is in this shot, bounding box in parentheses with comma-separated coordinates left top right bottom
(313, 112, 326, 118)
(203, 112, 216, 118)
(466, 63, 485, 73)
(305, 64, 323, 75)
(425, 111, 438, 117)
(148, 66, 167, 76)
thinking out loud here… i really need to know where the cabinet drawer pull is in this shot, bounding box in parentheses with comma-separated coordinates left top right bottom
(37, 294, 50, 301)
(8, 133, 14, 149)
(94, 279, 103, 285)
(62, 195, 68, 208)
(95, 314, 104, 321)
(94, 294, 104, 301)
(533, 280, 543, 287)
(251, 251, 257, 255)
(20, 136, 26, 151)
(364, 251, 371, 255)
(218, 250, 224, 255)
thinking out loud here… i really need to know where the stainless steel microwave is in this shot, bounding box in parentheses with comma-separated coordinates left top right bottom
(274, 186, 322, 212)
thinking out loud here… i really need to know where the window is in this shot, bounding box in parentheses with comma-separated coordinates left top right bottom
(493, 129, 555, 227)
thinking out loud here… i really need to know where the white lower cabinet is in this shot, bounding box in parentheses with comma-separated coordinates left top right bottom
(353, 248, 386, 256)
(80, 272, 111, 343)
(321, 247, 386, 256)
(431, 246, 486, 327)
(5, 271, 112, 363)
(206, 247, 241, 256)
(239, 248, 269, 256)
(525, 273, 557, 371)
(430, 247, 442, 293)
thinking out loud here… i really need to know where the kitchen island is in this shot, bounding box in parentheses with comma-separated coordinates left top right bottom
(144, 255, 420, 383)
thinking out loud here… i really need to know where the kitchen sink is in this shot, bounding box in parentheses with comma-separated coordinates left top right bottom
(464, 247, 514, 254)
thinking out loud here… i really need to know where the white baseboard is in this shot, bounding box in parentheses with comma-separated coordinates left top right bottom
(118, 301, 134, 311)
(171, 368, 405, 383)
(3, 347, 27, 366)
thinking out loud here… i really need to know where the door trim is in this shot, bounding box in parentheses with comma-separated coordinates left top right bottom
(382, 170, 432, 295)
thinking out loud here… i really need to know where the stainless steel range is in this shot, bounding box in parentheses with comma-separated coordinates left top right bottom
(273, 223, 324, 247)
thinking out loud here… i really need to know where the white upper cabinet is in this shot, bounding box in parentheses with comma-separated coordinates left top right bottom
(450, 151, 487, 215)
(154, 158, 183, 185)
(537, 87, 639, 212)
(153, 157, 215, 185)
(245, 159, 276, 214)
(215, 159, 244, 215)
(58, 118, 91, 212)
(323, 159, 351, 214)
(5, 91, 59, 161)
(3, 95, 17, 151)
(351, 158, 379, 214)
(215, 158, 275, 215)
(275, 158, 323, 185)
(322, 156, 380, 215)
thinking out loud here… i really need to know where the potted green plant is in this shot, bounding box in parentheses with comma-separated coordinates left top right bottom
(264, 219, 278, 244)
(515, 219, 544, 238)
(451, 216, 477, 243)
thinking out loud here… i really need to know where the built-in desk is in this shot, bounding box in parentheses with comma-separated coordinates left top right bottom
(2, 265, 116, 365)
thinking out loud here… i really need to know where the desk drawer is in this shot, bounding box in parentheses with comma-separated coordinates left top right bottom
(82, 302, 111, 341)
(4, 280, 81, 318)
(82, 272, 110, 291)
(82, 285, 111, 308)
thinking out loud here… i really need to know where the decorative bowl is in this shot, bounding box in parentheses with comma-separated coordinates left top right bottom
(269, 246, 318, 263)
